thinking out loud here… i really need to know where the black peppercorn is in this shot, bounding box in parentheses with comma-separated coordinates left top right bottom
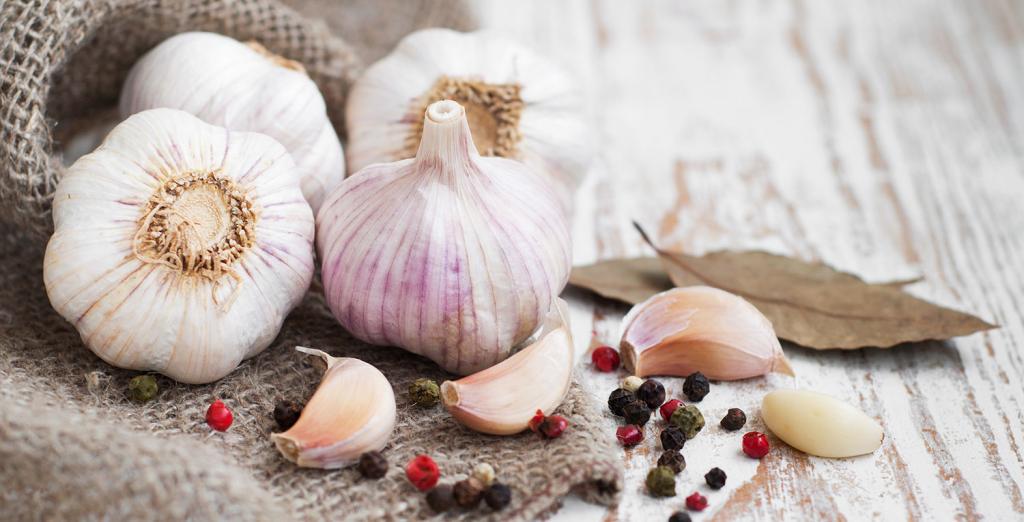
(607, 388, 635, 416)
(636, 379, 666, 409)
(720, 407, 746, 431)
(426, 483, 455, 513)
(483, 482, 512, 510)
(682, 372, 710, 402)
(273, 399, 303, 431)
(668, 511, 692, 522)
(357, 451, 388, 479)
(622, 401, 652, 426)
(657, 449, 686, 474)
(453, 477, 484, 508)
(660, 425, 687, 451)
(705, 467, 727, 489)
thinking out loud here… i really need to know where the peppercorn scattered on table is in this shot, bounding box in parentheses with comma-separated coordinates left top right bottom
(476, 1, 1024, 520)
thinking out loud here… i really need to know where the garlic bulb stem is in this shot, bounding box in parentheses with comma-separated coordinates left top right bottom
(416, 100, 477, 165)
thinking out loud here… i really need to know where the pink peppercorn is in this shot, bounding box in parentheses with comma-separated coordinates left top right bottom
(528, 409, 545, 433)
(616, 425, 643, 446)
(591, 346, 621, 372)
(742, 431, 770, 459)
(205, 399, 233, 432)
(539, 415, 569, 439)
(406, 455, 440, 491)
(659, 399, 683, 422)
(685, 492, 708, 511)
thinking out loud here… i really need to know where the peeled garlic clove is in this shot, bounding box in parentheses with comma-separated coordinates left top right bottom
(346, 28, 591, 211)
(272, 347, 397, 469)
(440, 299, 573, 435)
(43, 108, 314, 384)
(317, 100, 571, 375)
(762, 389, 884, 458)
(120, 32, 344, 213)
(619, 287, 793, 380)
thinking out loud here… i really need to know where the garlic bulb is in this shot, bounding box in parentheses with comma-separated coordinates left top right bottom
(317, 100, 572, 375)
(345, 28, 590, 210)
(619, 287, 793, 380)
(441, 299, 574, 435)
(43, 108, 315, 384)
(762, 389, 884, 458)
(120, 31, 344, 213)
(272, 347, 396, 468)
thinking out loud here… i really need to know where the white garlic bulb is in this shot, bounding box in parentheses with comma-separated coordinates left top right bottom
(345, 28, 590, 211)
(318, 100, 572, 375)
(44, 108, 315, 384)
(120, 31, 344, 213)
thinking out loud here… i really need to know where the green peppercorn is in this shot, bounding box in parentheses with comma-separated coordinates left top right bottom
(483, 482, 512, 511)
(408, 378, 440, 407)
(127, 375, 158, 403)
(645, 465, 677, 497)
(657, 449, 686, 474)
(622, 401, 651, 426)
(669, 404, 705, 439)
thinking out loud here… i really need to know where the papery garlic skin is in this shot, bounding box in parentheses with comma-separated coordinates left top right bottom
(345, 28, 590, 211)
(762, 389, 884, 458)
(318, 100, 572, 375)
(620, 287, 793, 380)
(120, 31, 344, 213)
(272, 347, 396, 469)
(441, 299, 573, 435)
(43, 108, 314, 384)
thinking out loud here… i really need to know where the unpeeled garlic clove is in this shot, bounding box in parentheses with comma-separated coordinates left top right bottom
(761, 389, 884, 458)
(440, 299, 573, 435)
(271, 347, 396, 469)
(619, 286, 793, 380)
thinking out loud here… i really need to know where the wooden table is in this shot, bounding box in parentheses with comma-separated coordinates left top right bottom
(475, 1, 1024, 519)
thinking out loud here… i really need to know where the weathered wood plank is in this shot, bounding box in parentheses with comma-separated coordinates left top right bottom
(474, 0, 1024, 519)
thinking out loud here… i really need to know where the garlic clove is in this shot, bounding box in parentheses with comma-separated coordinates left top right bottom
(271, 347, 397, 469)
(317, 100, 572, 375)
(120, 32, 345, 213)
(619, 286, 793, 380)
(761, 389, 884, 458)
(43, 108, 314, 384)
(345, 28, 591, 211)
(440, 299, 573, 435)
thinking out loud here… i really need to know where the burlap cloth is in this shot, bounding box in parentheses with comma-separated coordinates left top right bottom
(0, 1, 622, 519)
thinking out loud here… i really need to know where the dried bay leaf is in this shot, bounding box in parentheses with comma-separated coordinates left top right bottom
(630, 224, 996, 349)
(568, 257, 672, 305)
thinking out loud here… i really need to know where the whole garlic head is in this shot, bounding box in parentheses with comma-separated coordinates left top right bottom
(318, 100, 572, 375)
(44, 108, 315, 384)
(120, 31, 344, 213)
(345, 28, 590, 211)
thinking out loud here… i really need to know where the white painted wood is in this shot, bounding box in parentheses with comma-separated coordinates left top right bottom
(474, 0, 1024, 519)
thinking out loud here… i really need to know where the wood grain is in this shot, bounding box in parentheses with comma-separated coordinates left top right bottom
(476, 0, 1024, 519)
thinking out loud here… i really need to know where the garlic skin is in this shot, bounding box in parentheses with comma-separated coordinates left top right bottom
(345, 28, 590, 210)
(619, 287, 793, 380)
(318, 100, 572, 375)
(120, 31, 344, 213)
(272, 347, 396, 469)
(441, 299, 573, 435)
(761, 389, 884, 458)
(43, 108, 314, 384)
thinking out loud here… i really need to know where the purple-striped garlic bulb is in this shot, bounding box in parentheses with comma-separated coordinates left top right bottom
(317, 100, 572, 375)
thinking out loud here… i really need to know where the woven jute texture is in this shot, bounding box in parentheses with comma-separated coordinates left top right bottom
(0, 0, 364, 244)
(0, 230, 622, 520)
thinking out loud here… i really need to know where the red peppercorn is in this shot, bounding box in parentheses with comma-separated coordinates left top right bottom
(205, 399, 233, 432)
(685, 492, 708, 511)
(659, 399, 683, 422)
(539, 415, 569, 439)
(591, 346, 621, 372)
(616, 425, 643, 446)
(405, 454, 440, 491)
(528, 409, 545, 433)
(742, 431, 770, 459)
